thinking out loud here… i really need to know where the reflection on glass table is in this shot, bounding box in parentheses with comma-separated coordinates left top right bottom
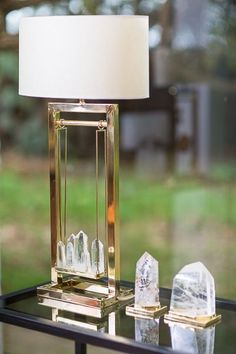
(0, 284, 236, 354)
(169, 323, 215, 354)
(135, 318, 160, 345)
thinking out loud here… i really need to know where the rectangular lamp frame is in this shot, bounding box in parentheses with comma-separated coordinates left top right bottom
(37, 101, 123, 317)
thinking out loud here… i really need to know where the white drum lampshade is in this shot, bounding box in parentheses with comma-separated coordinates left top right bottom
(19, 15, 149, 100)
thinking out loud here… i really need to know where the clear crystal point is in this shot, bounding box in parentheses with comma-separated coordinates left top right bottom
(80, 249, 91, 273)
(170, 324, 215, 354)
(91, 239, 105, 275)
(73, 233, 79, 260)
(74, 230, 91, 273)
(66, 241, 74, 267)
(135, 252, 160, 308)
(67, 233, 76, 245)
(170, 262, 215, 317)
(57, 241, 66, 268)
(74, 230, 88, 259)
(135, 318, 159, 344)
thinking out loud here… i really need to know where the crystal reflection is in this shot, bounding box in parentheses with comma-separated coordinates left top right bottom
(135, 318, 159, 345)
(170, 324, 215, 354)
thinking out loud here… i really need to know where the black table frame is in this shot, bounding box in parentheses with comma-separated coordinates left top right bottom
(0, 283, 236, 354)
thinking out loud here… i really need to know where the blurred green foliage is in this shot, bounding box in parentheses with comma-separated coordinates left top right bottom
(0, 51, 47, 155)
(1, 168, 236, 298)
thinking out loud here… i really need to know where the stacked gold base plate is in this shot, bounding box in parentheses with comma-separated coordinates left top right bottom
(164, 311, 222, 328)
(126, 304, 167, 319)
(37, 279, 133, 318)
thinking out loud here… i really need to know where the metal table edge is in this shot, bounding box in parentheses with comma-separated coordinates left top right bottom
(0, 307, 177, 354)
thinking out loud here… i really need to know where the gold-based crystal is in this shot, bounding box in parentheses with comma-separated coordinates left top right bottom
(165, 262, 221, 327)
(126, 252, 167, 318)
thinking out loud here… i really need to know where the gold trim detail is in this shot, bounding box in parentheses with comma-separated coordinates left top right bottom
(164, 311, 222, 328)
(38, 280, 117, 318)
(126, 304, 167, 319)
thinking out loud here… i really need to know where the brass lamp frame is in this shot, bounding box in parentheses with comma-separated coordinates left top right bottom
(38, 101, 132, 318)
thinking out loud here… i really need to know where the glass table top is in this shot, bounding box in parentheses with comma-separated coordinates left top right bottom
(1, 286, 236, 354)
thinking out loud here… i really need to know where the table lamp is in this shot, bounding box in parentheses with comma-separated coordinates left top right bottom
(19, 15, 149, 318)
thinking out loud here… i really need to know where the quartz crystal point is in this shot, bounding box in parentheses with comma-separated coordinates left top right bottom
(135, 252, 160, 308)
(135, 318, 159, 345)
(67, 233, 76, 245)
(75, 231, 91, 273)
(91, 239, 105, 275)
(170, 262, 215, 318)
(57, 241, 66, 268)
(66, 241, 74, 267)
(170, 324, 215, 354)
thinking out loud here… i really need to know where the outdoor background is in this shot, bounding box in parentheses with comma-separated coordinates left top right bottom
(0, 0, 236, 353)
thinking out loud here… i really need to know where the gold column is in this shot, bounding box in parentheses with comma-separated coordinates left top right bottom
(106, 104, 120, 295)
(48, 106, 59, 283)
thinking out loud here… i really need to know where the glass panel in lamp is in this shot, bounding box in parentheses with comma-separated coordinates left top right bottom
(55, 114, 106, 279)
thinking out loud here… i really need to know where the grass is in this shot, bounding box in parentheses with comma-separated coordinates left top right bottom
(1, 167, 236, 299)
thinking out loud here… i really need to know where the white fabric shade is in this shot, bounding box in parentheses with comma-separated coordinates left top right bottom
(19, 15, 149, 99)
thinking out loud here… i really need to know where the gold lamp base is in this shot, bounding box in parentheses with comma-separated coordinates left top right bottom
(38, 279, 133, 319)
(126, 304, 167, 319)
(164, 311, 222, 328)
